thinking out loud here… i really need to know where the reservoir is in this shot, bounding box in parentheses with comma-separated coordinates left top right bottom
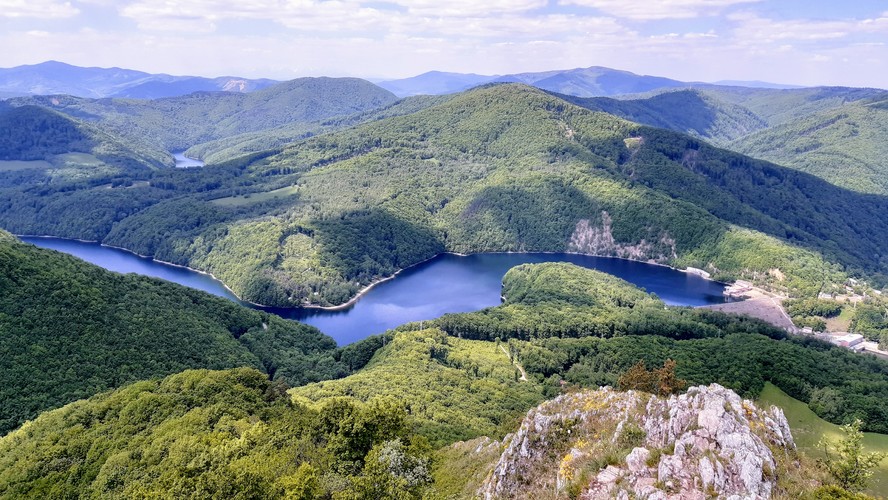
(173, 151, 205, 168)
(21, 237, 725, 345)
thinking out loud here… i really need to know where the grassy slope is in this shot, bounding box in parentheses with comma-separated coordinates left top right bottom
(759, 382, 888, 497)
(0, 231, 342, 434)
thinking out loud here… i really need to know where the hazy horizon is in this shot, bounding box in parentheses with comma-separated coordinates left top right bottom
(2, 0, 886, 88)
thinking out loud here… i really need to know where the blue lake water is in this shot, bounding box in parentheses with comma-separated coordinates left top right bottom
(21, 237, 725, 345)
(173, 151, 205, 168)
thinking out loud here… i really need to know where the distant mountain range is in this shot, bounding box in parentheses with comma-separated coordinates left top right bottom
(0, 61, 278, 99)
(10, 77, 398, 151)
(0, 61, 812, 101)
(377, 66, 697, 98)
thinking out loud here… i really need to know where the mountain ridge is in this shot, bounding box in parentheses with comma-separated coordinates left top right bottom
(0, 60, 279, 99)
(379, 65, 696, 97)
(8, 77, 400, 152)
(3, 83, 884, 309)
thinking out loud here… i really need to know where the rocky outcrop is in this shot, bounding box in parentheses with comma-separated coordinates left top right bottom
(480, 384, 794, 499)
(568, 212, 677, 263)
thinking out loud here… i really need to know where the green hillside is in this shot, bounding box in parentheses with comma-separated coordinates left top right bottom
(0, 368, 435, 499)
(419, 263, 888, 434)
(558, 89, 768, 144)
(10, 77, 399, 153)
(2, 84, 887, 308)
(294, 329, 544, 446)
(732, 97, 888, 194)
(560, 85, 887, 146)
(2, 262, 888, 497)
(0, 105, 171, 180)
(562, 87, 888, 195)
(185, 94, 454, 165)
(759, 382, 888, 498)
(700, 85, 885, 126)
(0, 231, 350, 434)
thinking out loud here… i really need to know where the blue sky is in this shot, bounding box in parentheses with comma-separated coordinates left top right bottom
(2, 0, 886, 87)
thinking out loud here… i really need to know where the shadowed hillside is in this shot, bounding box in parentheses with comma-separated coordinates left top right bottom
(2, 84, 887, 307)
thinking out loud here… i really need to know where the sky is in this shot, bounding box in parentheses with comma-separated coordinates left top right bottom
(1, 0, 886, 87)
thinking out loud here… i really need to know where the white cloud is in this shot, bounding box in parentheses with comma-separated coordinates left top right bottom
(728, 11, 888, 45)
(393, 14, 623, 39)
(2, 0, 888, 89)
(117, 0, 621, 40)
(388, 0, 547, 17)
(119, 0, 403, 33)
(558, 0, 761, 20)
(0, 0, 79, 18)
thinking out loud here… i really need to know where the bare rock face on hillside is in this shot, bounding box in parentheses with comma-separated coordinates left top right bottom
(480, 384, 795, 499)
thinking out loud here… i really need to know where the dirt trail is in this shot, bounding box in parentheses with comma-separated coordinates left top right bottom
(499, 344, 528, 381)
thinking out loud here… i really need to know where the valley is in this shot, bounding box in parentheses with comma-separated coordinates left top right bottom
(22, 236, 726, 344)
(3, 83, 886, 312)
(2, 56, 888, 498)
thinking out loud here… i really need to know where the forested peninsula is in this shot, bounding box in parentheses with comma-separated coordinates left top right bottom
(2, 84, 886, 308)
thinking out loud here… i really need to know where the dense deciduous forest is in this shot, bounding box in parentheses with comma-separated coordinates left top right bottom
(0, 231, 381, 434)
(733, 98, 888, 195)
(415, 264, 888, 433)
(9, 77, 398, 152)
(2, 84, 886, 309)
(3, 257, 887, 496)
(0, 368, 435, 499)
(561, 86, 888, 195)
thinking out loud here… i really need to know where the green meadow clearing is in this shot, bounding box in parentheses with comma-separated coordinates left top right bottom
(759, 382, 888, 497)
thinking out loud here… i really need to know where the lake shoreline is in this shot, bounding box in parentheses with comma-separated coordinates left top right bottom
(17, 234, 275, 308)
(17, 234, 728, 312)
(173, 151, 205, 168)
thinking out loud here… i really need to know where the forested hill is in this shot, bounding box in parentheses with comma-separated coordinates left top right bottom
(555, 89, 769, 144)
(558, 86, 887, 143)
(1, 262, 887, 497)
(185, 93, 456, 165)
(378, 65, 691, 98)
(0, 231, 356, 434)
(558, 86, 888, 195)
(8, 77, 399, 152)
(2, 84, 887, 308)
(731, 96, 888, 195)
(0, 104, 171, 176)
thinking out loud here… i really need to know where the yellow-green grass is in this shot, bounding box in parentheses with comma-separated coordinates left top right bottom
(54, 152, 103, 166)
(758, 382, 888, 497)
(209, 185, 300, 207)
(0, 159, 52, 171)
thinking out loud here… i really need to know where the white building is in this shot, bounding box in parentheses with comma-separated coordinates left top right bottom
(828, 333, 865, 349)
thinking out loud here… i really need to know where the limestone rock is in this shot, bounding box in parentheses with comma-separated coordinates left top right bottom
(480, 384, 795, 499)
